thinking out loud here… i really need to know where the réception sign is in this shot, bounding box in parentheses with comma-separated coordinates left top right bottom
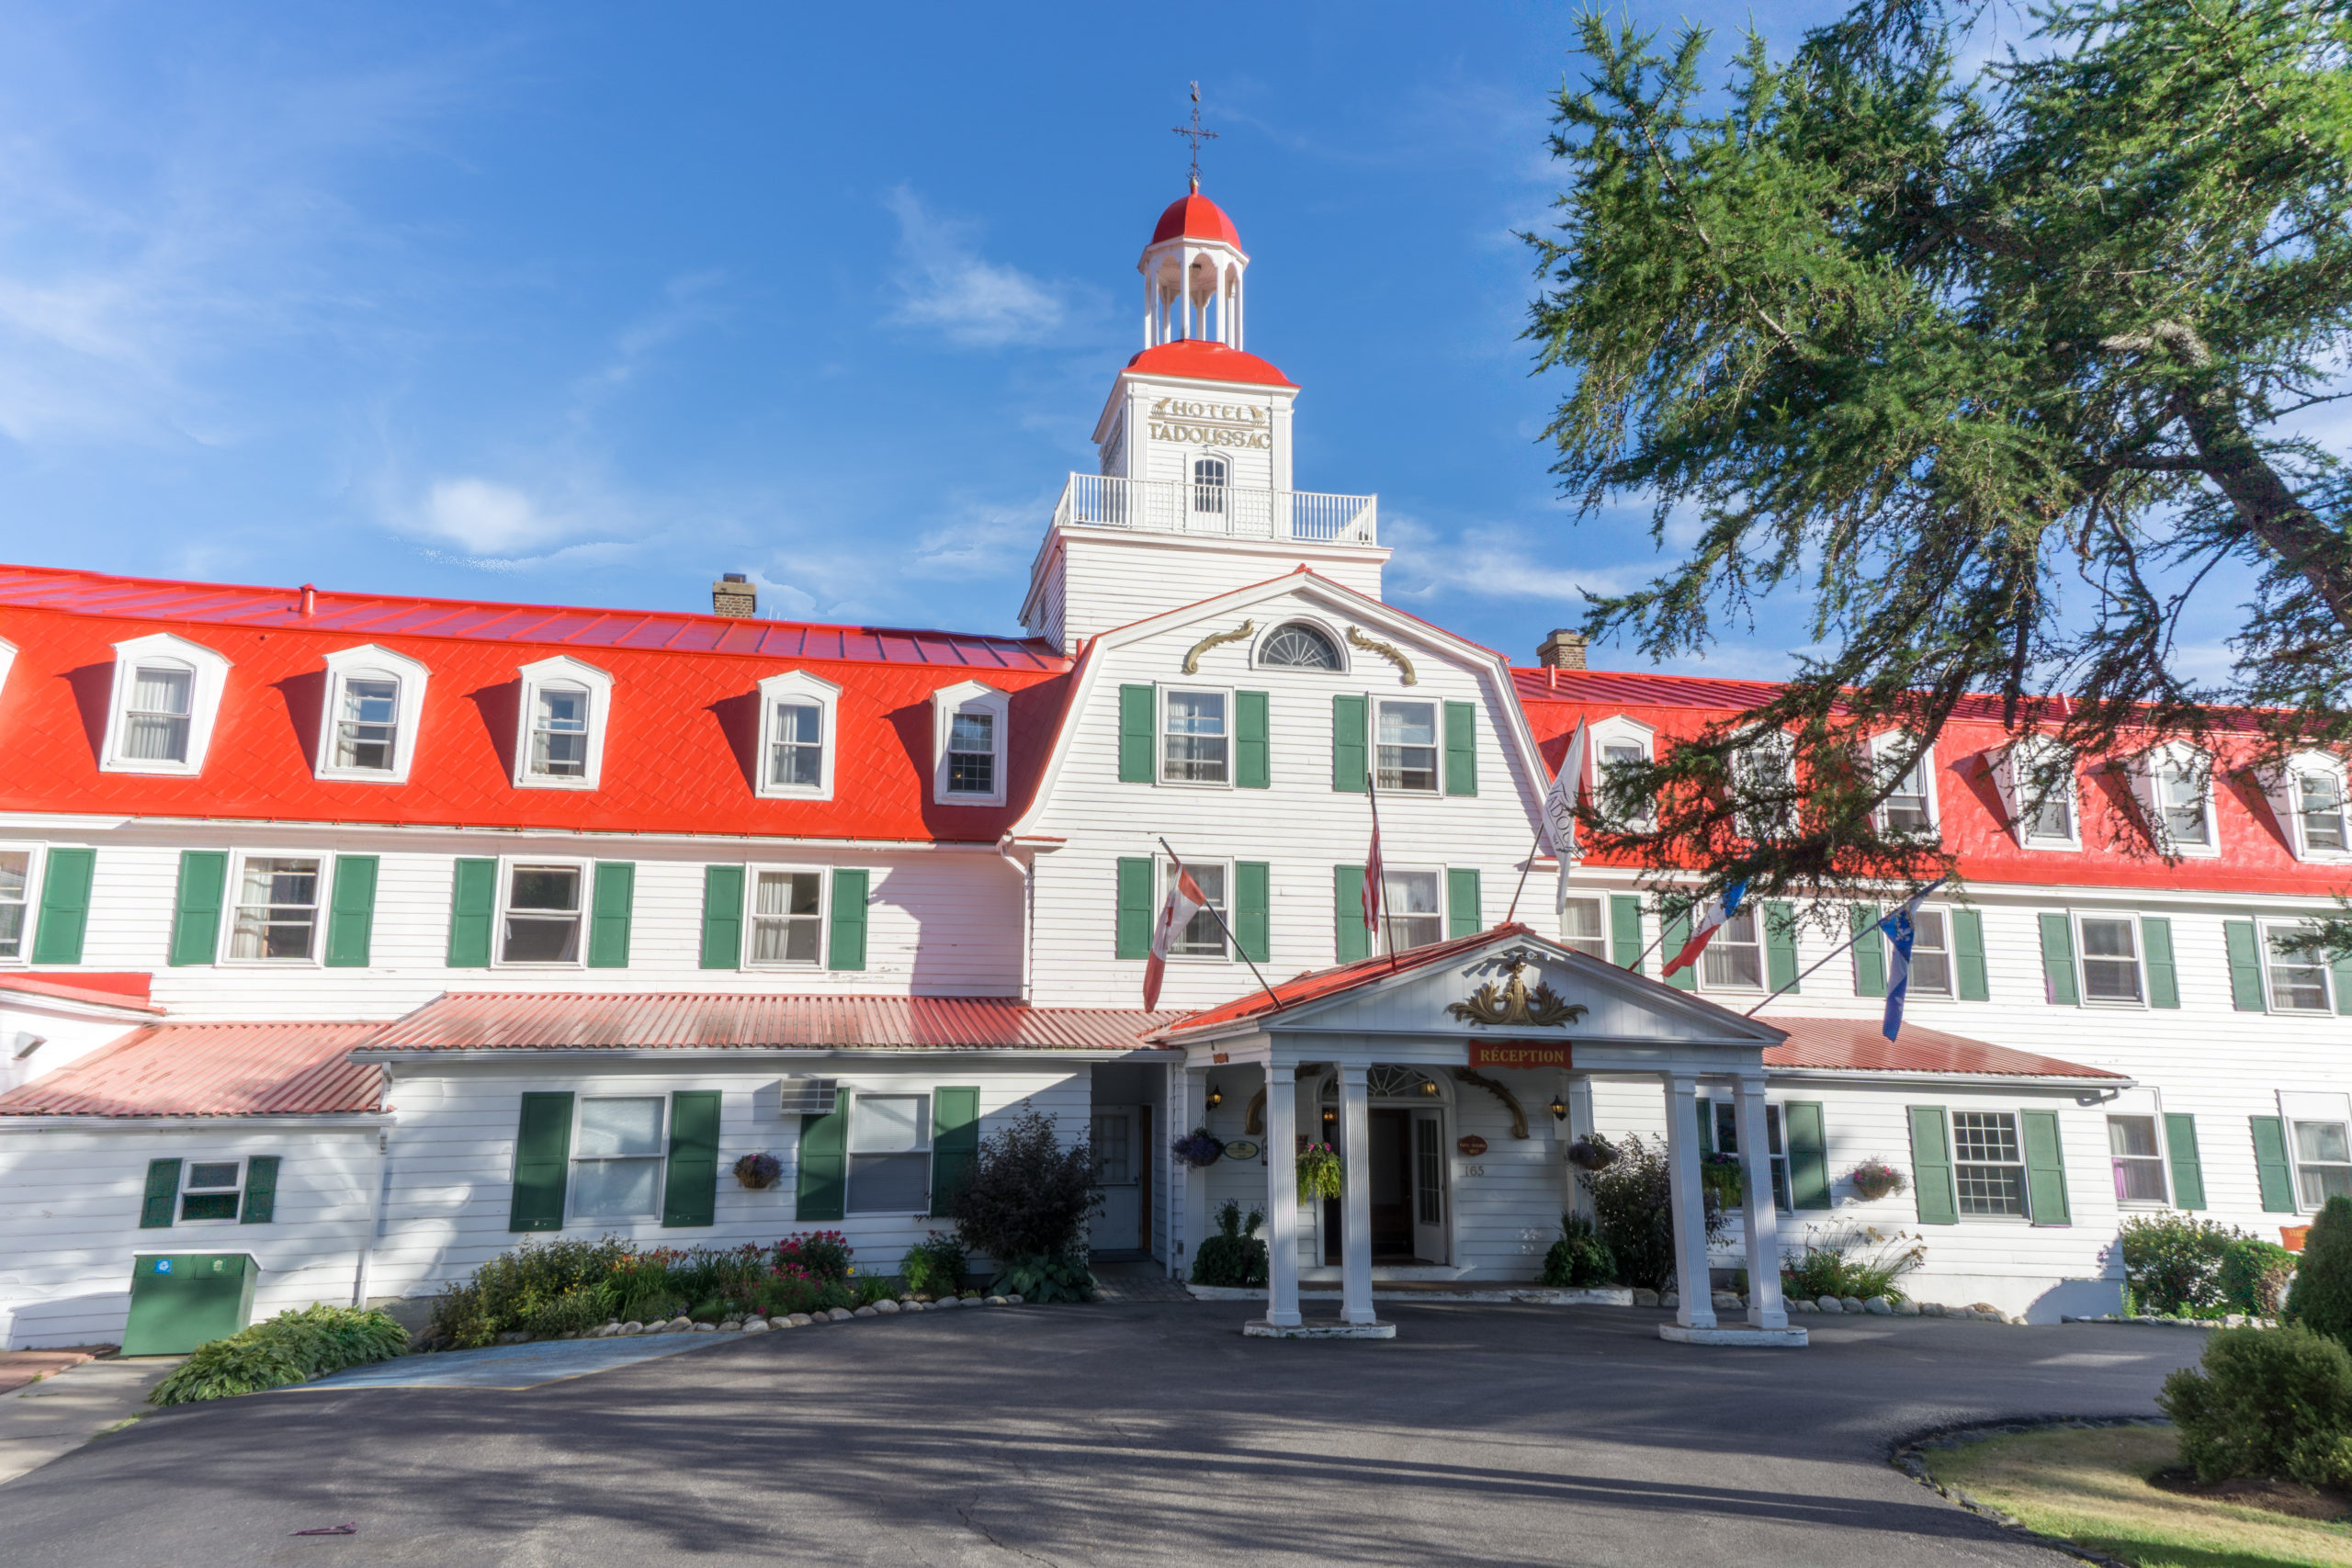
(1468, 1042, 1573, 1071)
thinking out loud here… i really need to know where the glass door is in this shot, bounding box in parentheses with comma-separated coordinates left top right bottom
(1410, 1109, 1448, 1264)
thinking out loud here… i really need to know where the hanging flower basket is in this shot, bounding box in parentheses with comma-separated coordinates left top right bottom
(732, 1152, 783, 1190)
(1566, 1135, 1618, 1173)
(1170, 1128, 1225, 1169)
(1295, 1143, 1344, 1201)
(1699, 1151, 1745, 1207)
(1847, 1158, 1907, 1201)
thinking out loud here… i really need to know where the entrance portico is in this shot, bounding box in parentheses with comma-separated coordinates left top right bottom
(1159, 925, 1795, 1341)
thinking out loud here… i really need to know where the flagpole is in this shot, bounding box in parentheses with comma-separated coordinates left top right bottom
(1503, 823, 1547, 926)
(1742, 878, 1947, 1018)
(1158, 837, 1285, 1013)
(1364, 769, 1397, 971)
(1510, 716, 1585, 926)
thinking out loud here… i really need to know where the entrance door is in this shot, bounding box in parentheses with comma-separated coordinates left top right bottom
(1368, 1110, 1414, 1257)
(1410, 1109, 1448, 1265)
(1089, 1105, 1143, 1256)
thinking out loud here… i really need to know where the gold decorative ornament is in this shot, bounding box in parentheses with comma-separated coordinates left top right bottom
(1182, 619, 1255, 675)
(1244, 1086, 1266, 1136)
(1446, 954, 1588, 1030)
(1345, 626, 1416, 685)
(1451, 1067, 1531, 1141)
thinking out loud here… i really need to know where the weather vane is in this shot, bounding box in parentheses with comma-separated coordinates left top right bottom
(1171, 81, 1217, 192)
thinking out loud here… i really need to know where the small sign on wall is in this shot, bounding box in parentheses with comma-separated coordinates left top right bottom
(1468, 1042, 1572, 1071)
(1457, 1134, 1488, 1157)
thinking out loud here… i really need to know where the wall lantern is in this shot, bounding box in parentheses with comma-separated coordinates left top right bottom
(1419, 1080, 1440, 1098)
(1322, 1107, 1338, 1125)
(1206, 1087, 1223, 1109)
(1548, 1095, 1569, 1122)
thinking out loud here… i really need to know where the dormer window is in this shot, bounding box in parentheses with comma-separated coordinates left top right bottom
(931, 680, 1009, 807)
(512, 657, 615, 791)
(2132, 743, 2217, 856)
(949, 713, 996, 794)
(2300, 773, 2346, 851)
(315, 645, 429, 784)
(1589, 715, 1657, 829)
(100, 633, 232, 776)
(2262, 750, 2350, 861)
(1995, 736, 2079, 849)
(1733, 730, 1796, 840)
(1871, 734, 1938, 838)
(753, 670, 841, 800)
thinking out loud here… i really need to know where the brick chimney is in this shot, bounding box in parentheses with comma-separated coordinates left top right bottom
(711, 572, 756, 618)
(1537, 628, 1588, 670)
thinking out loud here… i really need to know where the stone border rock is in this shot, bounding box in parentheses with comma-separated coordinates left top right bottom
(2060, 1313, 2277, 1329)
(491, 1293, 1029, 1346)
(1890, 1415, 2173, 1568)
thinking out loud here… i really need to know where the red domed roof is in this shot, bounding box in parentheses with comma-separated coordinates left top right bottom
(1151, 191, 1242, 248)
(1123, 340, 1294, 389)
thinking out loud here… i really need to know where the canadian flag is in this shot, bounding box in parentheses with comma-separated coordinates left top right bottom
(1143, 863, 1209, 1011)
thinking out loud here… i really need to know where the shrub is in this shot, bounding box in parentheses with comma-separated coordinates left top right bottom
(2158, 1325, 2352, 1488)
(523, 1283, 615, 1338)
(776, 1230, 854, 1283)
(1781, 1225, 1925, 1303)
(2120, 1214, 2241, 1315)
(1579, 1134, 1724, 1292)
(2286, 1195, 2352, 1352)
(606, 1248, 689, 1324)
(2220, 1237, 2299, 1318)
(947, 1107, 1100, 1261)
(150, 1305, 408, 1405)
(991, 1253, 1098, 1303)
(901, 1233, 968, 1297)
(1190, 1200, 1269, 1288)
(1538, 1212, 1618, 1288)
(430, 1235, 632, 1348)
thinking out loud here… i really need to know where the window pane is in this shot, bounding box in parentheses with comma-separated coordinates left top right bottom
(503, 917, 580, 963)
(1382, 870, 1442, 953)
(2302, 1165, 2352, 1208)
(2295, 1121, 2351, 1165)
(131, 665, 193, 716)
(2161, 763, 2210, 843)
(124, 715, 191, 761)
(229, 856, 321, 960)
(1952, 1111, 2028, 1217)
(179, 1193, 240, 1221)
(1375, 702, 1438, 791)
(1261, 625, 1339, 669)
(1162, 691, 1229, 784)
(848, 1152, 931, 1213)
(510, 866, 581, 911)
(2267, 930, 2331, 1011)
(1561, 896, 1606, 958)
(187, 1162, 242, 1190)
(771, 703, 824, 787)
(2301, 772, 2346, 850)
(1092, 1112, 1132, 1183)
(1165, 861, 1227, 956)
(0, 903, 21, 959)
(1882, 755, 1932, 833)
(2115, 1158, 2169, 1202)
(947, 713, 995, 794)
(0, 850, 28, 960)
(2029, 790, 2074, 840)
(1701, 908, 1762, 988)
(2079, 918, 2142, 1002)
(577, 1097, 663, 1157)
(950, 713, 993, 751)
(571, 1159, 659, 1218)
(336, 678, 400, 770)
(2107, 1115, 2160, 1159)
(851, 1095, 928, 1154)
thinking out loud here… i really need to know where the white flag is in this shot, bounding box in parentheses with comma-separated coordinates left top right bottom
(1544, 719, 1587, 913)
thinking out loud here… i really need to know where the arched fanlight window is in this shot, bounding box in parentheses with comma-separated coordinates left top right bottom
(1260, 621, 1341, 670)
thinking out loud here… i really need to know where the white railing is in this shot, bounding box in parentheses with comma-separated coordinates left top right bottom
(1051, 473, 1377, 546)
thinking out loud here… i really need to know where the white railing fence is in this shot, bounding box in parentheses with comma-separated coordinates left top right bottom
(1052, 473, 1377, 546)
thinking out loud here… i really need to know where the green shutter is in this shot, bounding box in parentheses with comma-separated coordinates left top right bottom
(1763, 900, 1798, 993)
(2335, 950, 2352, 1017)
(827, 869, 869, 971)
(2020, 1109, 2070, 1225)
(1236, 690, 1270, 789)
(2039, 912, 2080, 1006)
(30, 847, 95, 965)
(509, 1092, 573, 1232)
(1442, 701, 1476, 796)
(1447, 868, 1482, 940)
(447, 858, 498, 968)
(1951, 908, 1988, 1001)
(1610, 894, 1644, 971)
(167, 850, 228, 967)
(1118, 684, 1156, 784)
(1661, 905, 1695, 991)
(1850, 905, 1886, 998)
(323, 855, 379, 968)
(1115, 858, 1154, 961)
(2164, 1113, 2205, 1212)
(139, 1158, 181, 1229)
(931, 1087, 980, 1216)
(1335, 865, 1369, 963)
(1784, 1101, 1831, 1211)
(2223, 919, 2267, 1011)
(239, 1156, 280, 1224)
(797, 1089, 849, 1222)
(2251, 1116, 2296, 1212)
(587, 862, 634, 968)
(1235, 862, 1271, 964)
(1332, 694, 1367, 792)
(1695, 1098, 1714, 1154)
(2142, 916, 2178, 1009)
(1907, 1107, 1958, 1225)
(700, 865, 745, 969)
(661, 1090, 721, 1228)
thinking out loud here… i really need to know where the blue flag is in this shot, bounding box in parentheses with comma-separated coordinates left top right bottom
(1875, 878, 1948, 1042)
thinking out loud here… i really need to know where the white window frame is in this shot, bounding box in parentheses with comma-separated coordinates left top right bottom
(846, 1090, 934, 1215)
(2260, 750, 2352, 863)
(99, 633, 232, 776)
(1558, 893, 1608, 960)
(219, 849, 332, 966)
(1376, 863, 1447, 954)
(1251, 617, 1347, 672)
(493, 855, 592, 969)
(1869, 731, 1939, 840)
(1158, 682, 1236, 790)
(1949, 1109, 2032, 1221)
(1588, 715, 1657, 830)
(175, 1156, 251, 1226)
(1903, 905, 1956, 1000)
(314, 644, 430, 784)
(1159, 856, 1235, 962)
(567, 1093, 669, 1224)
(513, 656, 615, 791)
(1733, 728, 1796, 841)
(1994, 736, 2082, 851)
(1372, 695, 1442, 795)
(931, 680, 1009, 807)
(2130, 741, 2221, 858)
(740, 863, 831, 970)
(2073, 910, 2147, 1008)
(2282, 1094, 2352, 1213)
(2106, 1111, 2171, 1207)
(0, 636, 17, 703)
(2260, 920, 2335, 1014)
(0, 840, 41, 966)
(1693, 904, 1767, 993)
(753, 670, 841, 801)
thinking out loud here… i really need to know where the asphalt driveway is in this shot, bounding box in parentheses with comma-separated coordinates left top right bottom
(0, 1302, 2205, 1567)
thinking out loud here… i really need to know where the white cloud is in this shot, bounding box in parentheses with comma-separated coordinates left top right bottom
(1383, 513, 1657, 604)
(883, 186, 1068, 349)
(406, 477, 571, 554)
(905, 495, 1048, 580)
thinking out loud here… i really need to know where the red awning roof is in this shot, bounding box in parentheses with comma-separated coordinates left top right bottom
(361, 992, 1182, 1053)
(0, 972, 163, 1014)
(0, 1022, 386, 1117)
(1761, 1014, 2125, 1080)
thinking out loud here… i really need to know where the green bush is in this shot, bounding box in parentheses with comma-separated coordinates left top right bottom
(2158, 1325, 2352, 1488)
(1580, 1134, 1724, 1292)
(991, 1253, 1098, 1303)
(2219, 1237, 2299, 1318)
(1190, 1200, 1270, 1288)
(901, 1233, 969, 1297)
(429, 1235, 632, 1348)
(2120, 1214, 2243, 1315)
(1781, 1225, 1925, 1303)
(948, 1108, 1101, 1261)
(150, 1305, 408, 1405)
(2286, 1195, 2352, 1351)
(522, 1283, 615, 1338)
(1538, 1212, 1618, 1288)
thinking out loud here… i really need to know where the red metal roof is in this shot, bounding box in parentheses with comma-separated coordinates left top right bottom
(0, 1022, 385, 1117)
(1165, 924, 1545, 1034)
(1151, 191, 1243, 248)
(1761, 1014, 2125, 1080)
(362, 992, 1182, 1053)
(0, 972, 162, 1014)
(1123, 341, 1294, 389)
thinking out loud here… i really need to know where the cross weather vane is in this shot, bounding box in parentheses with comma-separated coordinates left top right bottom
(1171, 81, 1217, 190)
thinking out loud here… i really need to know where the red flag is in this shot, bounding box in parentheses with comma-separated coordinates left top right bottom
(1361, 814, 1384, 950)
(1143, 863, 1208, 1010)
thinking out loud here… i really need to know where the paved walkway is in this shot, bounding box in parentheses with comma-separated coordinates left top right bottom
(0, 1348, 113, 1396)
(0, 1303, 2206, 1566)
(0, 1356, 180, 1486)
(1090, 1260, 1195, 1303)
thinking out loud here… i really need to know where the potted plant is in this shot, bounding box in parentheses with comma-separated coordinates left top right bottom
(1847, 1158, 1907, 1201)
(733, 1153, 783, 1190)
(1170, 1128, 1225, 1168)
(1296, 1143, 1344, 1201)
(1699, 1150, 1744, 1206)
(1566, 1135, 1618, 1172)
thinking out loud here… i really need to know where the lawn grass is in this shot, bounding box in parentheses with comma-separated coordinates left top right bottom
(1918, 1425, 2352, 1568)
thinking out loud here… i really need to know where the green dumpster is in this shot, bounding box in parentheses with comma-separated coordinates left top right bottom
(122, 1253, 256, 1356)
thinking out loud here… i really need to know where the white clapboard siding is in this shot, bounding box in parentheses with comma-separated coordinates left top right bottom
(1047, 532, 1387, 655)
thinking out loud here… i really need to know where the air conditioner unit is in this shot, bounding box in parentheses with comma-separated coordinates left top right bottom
(775, 1077, 840, 1115)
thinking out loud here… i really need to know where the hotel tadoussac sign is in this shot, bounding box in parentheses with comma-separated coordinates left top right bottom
(1148, 397, 1272, 449)
(1468, 1043, 1572, 1072)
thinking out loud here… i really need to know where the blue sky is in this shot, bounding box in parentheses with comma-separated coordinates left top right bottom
(0, 0, 1957, 671)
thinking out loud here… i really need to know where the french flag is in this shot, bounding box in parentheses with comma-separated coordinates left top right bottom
(1876, 878, 1948, 1042)
(1663, 881, 1748, 976)
(1143, 863, 1208, 1011)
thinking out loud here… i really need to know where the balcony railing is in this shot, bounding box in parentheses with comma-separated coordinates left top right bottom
(1051, 473, 1377, 546)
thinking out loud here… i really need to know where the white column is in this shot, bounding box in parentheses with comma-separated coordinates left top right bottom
(1735, 1074, 1787, 1327)
(1175, 1064, 1208, 1278)
(1662, 1073, 1717, 1329)
(1564, 1072, 1597, 1222)
(1338, 1064, 1375, 1325)
(1263, 1062, 1301, 1327)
